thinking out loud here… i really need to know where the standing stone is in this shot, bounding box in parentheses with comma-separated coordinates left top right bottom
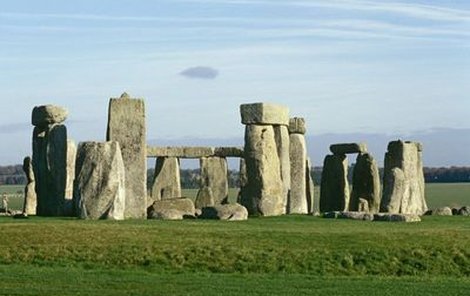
(107, 92, 147, 219)
(306, 157, 315, 214)
(195, 186, 215, 209)
(200, 157, 228, 205)
(32, 123, 68, 216)
(150, 157, 181, 204)
(274, 125, 290, 212)
(350, 153, 381, 213)
(22, 157, 37, 215)
(74, 142, 126, 220)
(358, 198, 369, 212)
(320, 154, 350, 212)
(237, 157, 248, 204)
(289, 133, 308, 214)
(381, 141, 427, 215)
(241, 125, 284, 216)
(65, 140, 76, 200)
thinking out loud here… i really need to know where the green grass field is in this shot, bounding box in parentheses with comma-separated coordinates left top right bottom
(0, 183, 468, 295)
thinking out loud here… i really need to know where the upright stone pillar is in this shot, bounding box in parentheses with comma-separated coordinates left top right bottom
(150, 157, 181, 205)
(306, 157, 315, 214)
(288, 117, 308, 214)
(199, 157, 228, 205)
(273, 125, 290, 212)
(240, 103, 288, 216)
(22, 156, 37, 215)
(319, 154, 349, 212)
(107, 92, 147, 219)
(350, 153, 381, 213)
(381, 140, 427, 215)
(32, 105, 72, 216)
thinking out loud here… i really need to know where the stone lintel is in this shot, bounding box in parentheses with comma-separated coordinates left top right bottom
(330, 143, 368, 155)
(240, 102, 289, 126)
(147, 146, 244, 158)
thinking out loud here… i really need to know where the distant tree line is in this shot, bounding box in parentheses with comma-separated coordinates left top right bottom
(1, 165, 469, 187)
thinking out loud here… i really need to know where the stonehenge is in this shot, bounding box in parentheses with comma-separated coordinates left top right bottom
(24, 94, 430, 221)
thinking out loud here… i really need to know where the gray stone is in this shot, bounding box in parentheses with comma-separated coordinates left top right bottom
(319, 154, 350, 212)
(147, 198, 196, 218)
(148, 209, 184, 220)
(74, 141, 126, 220)
(240, 103, 289, 126)
(33, 124, 69, 216)
(274, 125, 290, 213)
(381, 141, 427, 215)
(237, 157, 248, 204)
(458, 206, 469, 216)
(107, 93, 147, 219)
(22, 156, 36, 215)
(429, 207, 453, 216)
(373, 213, 421, 222)
(146, 146, 244, 158)
(195, 186, 215, 209)
(200, 157, 229, 204)
(65, 140, 76, 201)
(350, 153, 381, 213)
(358, 198, 369, 213)
(150, 157, 181, 204)
(199, 203, 248, 221)
(338, 211, 374, 221)
(330, 143, 367, 155)
(306, 157, 315, 214)
(289, 133, 308, 214)
(32, 105, 68, 127)
(288, 117, 306, 134)
(240, 125, 284, 216)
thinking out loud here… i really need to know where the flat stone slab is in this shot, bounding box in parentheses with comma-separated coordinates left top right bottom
(240, 103, 289, 126)
(330, 143, 367, 155)
(323, 211, 373, 221)
(147, 198, 196, 219)
(288, 117, 306, 134)
(373, 213, 421, 222)
(32, 105, 68, 127)
(199, 203, 248, 221)
(147, 146, 244, 158)
(324, 211, 420, 222)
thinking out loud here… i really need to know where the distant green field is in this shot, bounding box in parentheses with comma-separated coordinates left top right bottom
(1, 183, 468, 211)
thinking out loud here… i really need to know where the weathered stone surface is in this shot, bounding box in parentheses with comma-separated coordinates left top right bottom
(32, 105, 68, 127)
(148, 209, 184, 220)
(320, 154, 350, 212)
(150, 157, 181, 204)
(65, 140, 76, 200)
(426, 207, 453, 216)
(200, 157, 228, 204)
(147, 198, 195, 218)
(381, 141, 427, 215)
(107, 93, 147, 219)
(306, 157, 315, 214)
(74, 141, 126, 220)
(373, 213, 421, 222)
(33, 124, 68, 216)
(147, 146, 244, 158)
(274, 125, 290, 212)
(288, 117, 306, 135)
(240, 103, 289, 126)
(237, 157, 248, 204)
(458, 206, 469, 216)
(330, 143, 367, 155)
(289, 133, 308, 214)
(199, 203, 248, 221)
(195, 186, 215, 209)
(358, 198, 369, 213)
(240, 125, 284, 216)
(350, 153, 381, 213)
(339, 211, 374, 221)
(22, 156, 36, 215)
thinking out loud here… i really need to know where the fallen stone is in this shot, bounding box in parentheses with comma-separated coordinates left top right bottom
(458, 206, 469, 216)
(199, 203, 248, 221)
(240, 103, 289, 126)
(350, 153, 381, 213)
(330, 143, 367, 155)
(74, 141, 126, 220)
(289, 133, 307, 214)
(195, 186, 215, 209)
(107, 93, 147, 219)
(319, 154, 350, 212)
(428, 207, 453, 216)
(338, 211, 374, 221)
(13, 213, 29, 219)
(147, 198, 195, 219)
(240, 124, 284, 216)
(148, 209, 184, 220)
(150, 157, 181, 204)
(288, 117, 306, 134)
(373, 213, 421, 222)
(32, 105, 68, 127)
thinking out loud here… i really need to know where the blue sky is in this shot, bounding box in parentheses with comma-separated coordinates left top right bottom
(0, 0, 469, 165)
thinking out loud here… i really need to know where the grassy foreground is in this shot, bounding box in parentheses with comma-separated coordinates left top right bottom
(0, 215, 469, 295)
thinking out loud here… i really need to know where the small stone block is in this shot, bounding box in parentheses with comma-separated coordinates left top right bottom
(288, 117, 306, 134)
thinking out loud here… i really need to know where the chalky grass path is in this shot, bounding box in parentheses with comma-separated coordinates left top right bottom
(0, 215, 468, 295)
